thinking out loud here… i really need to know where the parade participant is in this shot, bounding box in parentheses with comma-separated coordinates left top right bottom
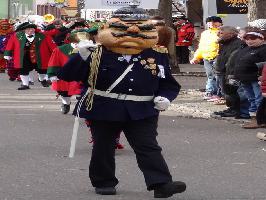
(47, 30, 97, 114)
(4, 22, 57, 90)
(53, 20, 87, 46)
(174, 16, 195, 64)
(58, 3, 186, 198)
(0, 19, 14, 73)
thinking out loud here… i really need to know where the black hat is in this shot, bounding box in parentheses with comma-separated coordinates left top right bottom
(15, 22, 37, 32)
(70, 21, 87, 29)
(206, 16, 222, 23)
(112, 4, 150, 21)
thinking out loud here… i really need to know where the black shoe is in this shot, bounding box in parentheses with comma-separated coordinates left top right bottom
(95, 187, 116, 195)
(41, 80, 50, 87)
(213, 108, 233, 115)
(61, 104, 70, 114)
(220, 111, 238, 117)
(9, 77, 16, 81)
(234, 115, 251, 119)
(18, 85, 30, 90)
(29, 81, 34, 85)
(154, 181, 186, 198)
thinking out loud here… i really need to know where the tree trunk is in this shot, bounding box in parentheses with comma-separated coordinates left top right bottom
(158, 0, 173, 27)
(248, 0, 266, 21)
(186, 0, 203, 24)
(158, 0, 180, 73)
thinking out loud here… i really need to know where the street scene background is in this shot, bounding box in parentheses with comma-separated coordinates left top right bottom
(0, 69, 265, 200)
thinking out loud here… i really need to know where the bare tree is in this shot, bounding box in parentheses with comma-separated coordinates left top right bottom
(158, 0, 173, 27)
(248, 0, 266, 21)
(158, 0, 180, 73)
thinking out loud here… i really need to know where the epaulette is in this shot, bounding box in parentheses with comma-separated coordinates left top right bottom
(152, 45, 168, 54)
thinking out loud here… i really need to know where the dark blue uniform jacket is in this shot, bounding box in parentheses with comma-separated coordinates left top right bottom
(57, 46, 181, 121)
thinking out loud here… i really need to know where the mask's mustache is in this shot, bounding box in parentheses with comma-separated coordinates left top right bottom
(111, 32, 157, 39)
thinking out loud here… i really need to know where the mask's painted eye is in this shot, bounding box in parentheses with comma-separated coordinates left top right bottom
(138, 24, 155, 31)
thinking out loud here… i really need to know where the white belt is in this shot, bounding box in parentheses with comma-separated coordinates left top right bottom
(93, 89, 154, 102)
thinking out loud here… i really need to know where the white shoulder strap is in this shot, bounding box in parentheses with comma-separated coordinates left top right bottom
(106, 63, 134, 94)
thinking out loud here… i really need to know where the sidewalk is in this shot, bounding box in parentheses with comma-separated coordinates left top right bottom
(167, 64, 252, 125)
(163, 89, 251, 125)
(174, 64, 206, 76)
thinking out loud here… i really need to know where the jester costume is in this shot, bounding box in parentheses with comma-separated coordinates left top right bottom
(47, 43, 81, 114)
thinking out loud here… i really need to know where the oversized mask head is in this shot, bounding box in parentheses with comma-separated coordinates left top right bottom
(0, 19, 13, 35)
(97, 5, 158, 55)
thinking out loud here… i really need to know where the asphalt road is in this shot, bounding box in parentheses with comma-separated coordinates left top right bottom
(0, 73, 265, 200)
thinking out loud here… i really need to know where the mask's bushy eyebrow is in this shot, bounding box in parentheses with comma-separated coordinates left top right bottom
(109, 23, 129, 30)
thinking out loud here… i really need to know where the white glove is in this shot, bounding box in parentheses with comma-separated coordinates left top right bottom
(4, 56, 12, 60)
(49, 76, 59, 82)
(154, 96, 171, 111)
(77, 40, 98, 61)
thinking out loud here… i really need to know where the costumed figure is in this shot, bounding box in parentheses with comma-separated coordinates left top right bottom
(4, 22, 57, 90)
(47, 30, 92, 114)
(53, 20, 88, 46)
(0, 19, 14, 74)
(58, 3, 186, 198)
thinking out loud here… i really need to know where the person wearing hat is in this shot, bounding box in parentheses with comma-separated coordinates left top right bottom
(53, 20, 87, 46)
(190, 16, 223, 100)
(248, 19, 266, 36)
(4, 22, 57, 90)
(232, 29, 266, 127)
(57, 3, 186, 198)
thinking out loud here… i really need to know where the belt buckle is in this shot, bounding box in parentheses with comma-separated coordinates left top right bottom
(117, 93, 127, 100)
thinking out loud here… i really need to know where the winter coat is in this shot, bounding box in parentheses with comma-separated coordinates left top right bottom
(225, 42, 247, 79)
(214, 37, 242, 75)
(4, 32, 57, 70)
(176, 22, 195, 46)
(234, 44, 266, 83)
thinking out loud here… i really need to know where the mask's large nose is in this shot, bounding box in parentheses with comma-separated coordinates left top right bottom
(126, 25, 140, 34)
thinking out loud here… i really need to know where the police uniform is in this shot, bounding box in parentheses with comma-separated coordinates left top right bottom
(58, 45, 181, 190)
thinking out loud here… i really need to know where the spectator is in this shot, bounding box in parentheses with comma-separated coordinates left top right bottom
(234, 29, 266, 124)
(212, 26, 242, 105)
(174, 16, 195, 64)
(190, 16, 222, 99)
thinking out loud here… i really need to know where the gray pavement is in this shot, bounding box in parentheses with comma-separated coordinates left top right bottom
(0, 72, 266, 200)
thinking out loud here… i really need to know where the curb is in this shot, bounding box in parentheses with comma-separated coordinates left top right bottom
(172, 72, 206, 77)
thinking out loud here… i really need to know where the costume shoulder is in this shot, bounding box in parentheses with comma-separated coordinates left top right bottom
(152, 45, 168, 54)
(57, 53, 89, 82)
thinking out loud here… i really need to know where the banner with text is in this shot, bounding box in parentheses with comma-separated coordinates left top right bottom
(85, 0, 159, 9)
(216, 0, 249, 14)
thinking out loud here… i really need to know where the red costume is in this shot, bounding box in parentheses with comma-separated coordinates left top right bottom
(47, 44, 81, 96)
(4, 32, 56, 70)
